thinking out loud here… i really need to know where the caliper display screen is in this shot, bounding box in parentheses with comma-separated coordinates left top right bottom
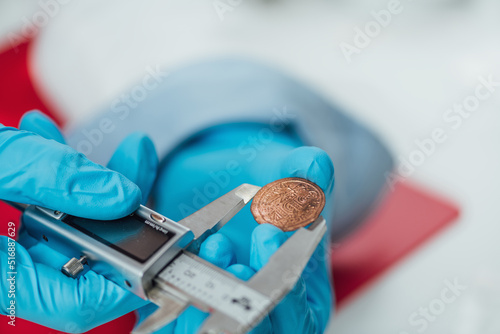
(63, 214, 173, 263)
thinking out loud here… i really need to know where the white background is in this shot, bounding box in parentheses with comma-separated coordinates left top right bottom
(1, 0, 499, 333)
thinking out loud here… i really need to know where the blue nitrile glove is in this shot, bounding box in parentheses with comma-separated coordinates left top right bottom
(136, 122, 334, 333)
(0, 111, 158, 333)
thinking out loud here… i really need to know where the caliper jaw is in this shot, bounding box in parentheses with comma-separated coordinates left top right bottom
(179, 183, 261, 253)
(134, 183, 327, 334)
(197, 217, 327, 334)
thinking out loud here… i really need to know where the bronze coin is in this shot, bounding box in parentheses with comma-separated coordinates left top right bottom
(250, 177, 325, 232)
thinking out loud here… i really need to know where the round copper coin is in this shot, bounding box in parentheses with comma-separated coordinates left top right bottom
(250, 177, 325, 232)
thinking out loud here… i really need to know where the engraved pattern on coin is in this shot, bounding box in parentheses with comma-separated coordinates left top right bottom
(251, 178, 325, 231)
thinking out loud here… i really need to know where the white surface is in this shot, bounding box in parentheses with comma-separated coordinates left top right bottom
(2, 0, 500, 332)
(0, 0, 40, 52)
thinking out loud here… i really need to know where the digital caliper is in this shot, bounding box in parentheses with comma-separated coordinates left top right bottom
(5, 183, 326, 334)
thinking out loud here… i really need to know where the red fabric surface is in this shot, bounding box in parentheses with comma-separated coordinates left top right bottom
(332, 182, 459, 307)
(0, 42, 61, 127)
(0, 40, 459, 333)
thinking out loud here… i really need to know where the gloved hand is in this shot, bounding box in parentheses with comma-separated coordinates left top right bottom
(137, 123, 335, 333)
(0, 111, 158, 333)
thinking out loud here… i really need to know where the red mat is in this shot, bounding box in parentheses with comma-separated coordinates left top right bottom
(0, 41, 459, 333)
(331, 182, 459, 308)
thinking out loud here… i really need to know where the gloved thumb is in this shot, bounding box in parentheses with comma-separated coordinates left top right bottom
(20, 111, 158, 206)
(0, 125, 141, 219)
(19, 110, 66, 144)
(107, 132, 158, 204)
(279, 146, 334, 195)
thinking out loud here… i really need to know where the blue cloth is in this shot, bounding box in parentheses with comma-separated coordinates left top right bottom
(67, 58, 393, 241)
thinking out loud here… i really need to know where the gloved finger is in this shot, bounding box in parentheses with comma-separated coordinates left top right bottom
(249, 224, 288, 271)
(0, 236, 148, 333)
(198, 233, 236, 269)
(279, 146, 334, 195)
(225, 264, 273, 334)
(107, 132, 158, 203)
(17, 111, 69, 237)
(19, 110, 66, 144)
(19, 113, 159, 202)
(0, 125, 141, 219)
(226, 264, 255, 281)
